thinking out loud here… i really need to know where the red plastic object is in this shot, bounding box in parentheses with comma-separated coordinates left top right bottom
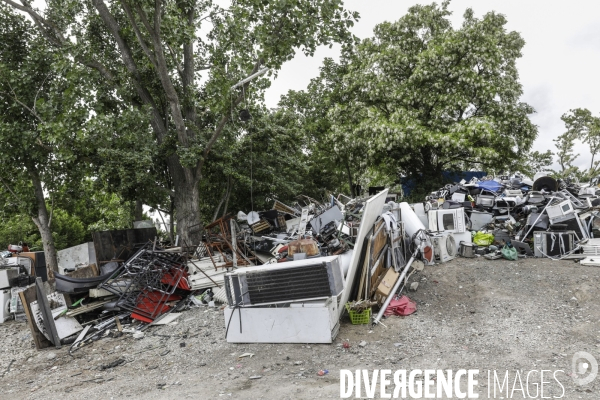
(384, 295, 417, 317)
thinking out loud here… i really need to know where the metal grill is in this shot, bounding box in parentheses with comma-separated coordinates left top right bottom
(245, 264, 332, 304)
(99, 243, 187, 321)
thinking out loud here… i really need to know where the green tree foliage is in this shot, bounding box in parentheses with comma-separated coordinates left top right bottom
(293, 1, 537, 193)
(552, 130, 579, 179)
(278, 57, 363, 197)
(0, 181, 137, 252)
(0, 5, 95, 270)
(559, 108, 600, 181)
(518, 150, 554, 177)
(3, 0, 359, 246)
(0, 213, 39, 251)
(197, 105, 337, 224)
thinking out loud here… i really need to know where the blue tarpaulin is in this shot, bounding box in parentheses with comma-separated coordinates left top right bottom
(477, 180, 503, 192)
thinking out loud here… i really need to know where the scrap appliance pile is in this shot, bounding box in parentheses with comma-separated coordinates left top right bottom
(3, 172, 599, 348)
(418, 173, 600, 263)
(0, 229, 210, 352)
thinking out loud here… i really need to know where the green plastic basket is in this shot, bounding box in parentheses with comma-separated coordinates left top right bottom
(345, 303, 371, 325)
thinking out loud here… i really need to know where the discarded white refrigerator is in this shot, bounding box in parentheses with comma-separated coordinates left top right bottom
(224, 297, 339, 343)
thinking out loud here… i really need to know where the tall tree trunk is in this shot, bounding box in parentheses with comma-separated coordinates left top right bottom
(134, 199, 144, 221)
(170, 159, 201, 246)
(346, 162, 354, 197)
(29, 169, 58, 275)
(173, 182, 200, 246)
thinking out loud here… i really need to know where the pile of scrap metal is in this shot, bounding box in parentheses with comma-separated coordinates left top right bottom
(197, 195, 370, 298)
(235, 196, 364, 264)
(221, 190, 433, 341)
(8, 228, 209, 352)
(220, 195, 370, 343)
(409, 173, 600, 262)
(1, 250, 48, 325)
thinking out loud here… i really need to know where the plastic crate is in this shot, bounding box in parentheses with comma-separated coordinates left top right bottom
(345, 303, 371, 325)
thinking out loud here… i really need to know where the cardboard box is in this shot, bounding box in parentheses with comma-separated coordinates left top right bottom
(373, 268, 399, 305)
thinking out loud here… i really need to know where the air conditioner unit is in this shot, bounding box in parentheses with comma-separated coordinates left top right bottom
(546, 200, 575, 220)
(533, 231, 575, 258)
(224, 256, 344, 307)
(428, 208, 466, 233)
(430, 232, 457, 263)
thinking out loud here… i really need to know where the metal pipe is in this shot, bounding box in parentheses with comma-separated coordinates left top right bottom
(230, 68, 269, 90)
(372, 247, 420, 325)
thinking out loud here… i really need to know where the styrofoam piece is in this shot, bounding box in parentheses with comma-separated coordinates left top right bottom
(224, 298, 339, 343)
(286, 217, 301, 234)
(247, 211, 260, 225)
(338, 190, 389, 319)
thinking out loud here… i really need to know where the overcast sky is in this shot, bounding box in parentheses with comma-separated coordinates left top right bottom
(264, 0, 600, 172)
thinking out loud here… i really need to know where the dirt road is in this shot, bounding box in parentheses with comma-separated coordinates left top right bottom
(1, 257, 599, 399)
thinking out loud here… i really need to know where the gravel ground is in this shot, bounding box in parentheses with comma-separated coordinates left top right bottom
(1, 257, 599, 399)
